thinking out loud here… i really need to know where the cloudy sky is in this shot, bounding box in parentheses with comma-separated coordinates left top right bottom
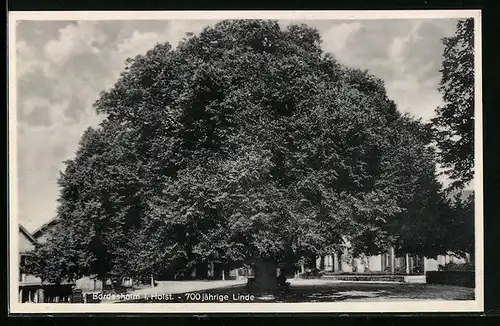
(14, 18, 460, 232)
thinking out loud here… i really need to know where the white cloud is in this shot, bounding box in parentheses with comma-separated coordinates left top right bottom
(14, 19, 463, 232)
(321, 22, 364, 63)
(108, 21, 217, 89)
(318, 20, 444, 121)
(17, 22, 113, 231)
(109, 30, 164, 79)
(44, 21, 108, 65)
(167, 20, 217, 47)
(16, 20, 220, 231)
(16, 40, 50, 79)
(386, 77, 444, 121)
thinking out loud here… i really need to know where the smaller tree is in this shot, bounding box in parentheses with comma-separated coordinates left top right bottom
(22, 222, 90, 284)
(432, 18, 475, 189)
(444, 191, 475, 261)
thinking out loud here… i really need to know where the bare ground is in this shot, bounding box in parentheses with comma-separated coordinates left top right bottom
(118, 279, 474, 303)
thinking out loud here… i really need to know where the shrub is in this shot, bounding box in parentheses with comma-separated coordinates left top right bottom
(301, 268, 325, 279)
(438, 262, 474, 271)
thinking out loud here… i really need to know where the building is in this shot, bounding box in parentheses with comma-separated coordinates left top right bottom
(18, 222, 74, 303)
(308, 246, 469, 275)
(18, 224, 44, 302)
(305, 190, 473, 276)
(32, 218, 59, 244)
(19, 222, 76, 303)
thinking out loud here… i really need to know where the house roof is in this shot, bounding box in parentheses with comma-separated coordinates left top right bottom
(32, 218, 59, 239)
(19, 224, 37, 245)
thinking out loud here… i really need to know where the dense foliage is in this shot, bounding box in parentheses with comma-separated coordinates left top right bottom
(430, 18, 476, 262)
(432, 18, 475, 189)
(26, 20, 455, 285)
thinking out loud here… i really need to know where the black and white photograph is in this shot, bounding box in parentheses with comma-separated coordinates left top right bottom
(8, 10, 483, 314)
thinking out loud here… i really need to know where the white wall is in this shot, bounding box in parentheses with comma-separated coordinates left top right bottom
(341, 256, 353, 273)
(368, 255, 383, 272)
(425, 257, 439, 271)
(355, 258, 365, 273)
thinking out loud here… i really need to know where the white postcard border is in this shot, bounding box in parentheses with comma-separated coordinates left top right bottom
(8, 9, 483, 314)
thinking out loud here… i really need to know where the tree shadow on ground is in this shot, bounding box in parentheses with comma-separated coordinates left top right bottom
(202, 283, 475, 303)
(121, 282, 474, 303)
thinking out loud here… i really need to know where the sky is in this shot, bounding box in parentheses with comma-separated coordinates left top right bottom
(14, 18, 461, 232)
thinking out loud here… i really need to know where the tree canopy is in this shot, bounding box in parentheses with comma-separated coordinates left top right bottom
(432, 18, 475, 190)
(430, 18, 476, 262)
(26, 20, 453, 285)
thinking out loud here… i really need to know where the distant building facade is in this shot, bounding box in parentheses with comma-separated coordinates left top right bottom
(309, 247, 470, 276)
(306, 190, 473, 276)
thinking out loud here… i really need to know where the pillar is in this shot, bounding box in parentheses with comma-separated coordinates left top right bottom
(422, 256, 427, 273)
(150, 276, 154, 288)
(300, 263, 305, 274)
(19, 288, 22, 303)
(209, 262, 214, 278)
(389, 248, 395, 274)
(405, 254, 410, 275)
(351, 256, 357, 273)
(338, 252, 343, 272)
(333, 252, 338, 272)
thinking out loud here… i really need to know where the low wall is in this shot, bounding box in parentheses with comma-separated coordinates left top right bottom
(425, 271, 475, 288)
(403, 275, 426, 284)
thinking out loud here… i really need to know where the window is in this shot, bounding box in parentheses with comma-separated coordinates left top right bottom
(19, 254, 27, 282)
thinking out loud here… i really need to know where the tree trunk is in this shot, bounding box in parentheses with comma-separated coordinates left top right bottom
(405, 254, 410, 275)
(101, 276, 108, 292)
(389, 248, 395, 274)
(307, 255, 317, 269)
(247, 259, 277, 293)
(319, 256, 325, 270)
(111, 276, 122, 291)
(196, 263, 209, 279)
(282, 261, 294, 278)
(469, 249, 475, 266)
